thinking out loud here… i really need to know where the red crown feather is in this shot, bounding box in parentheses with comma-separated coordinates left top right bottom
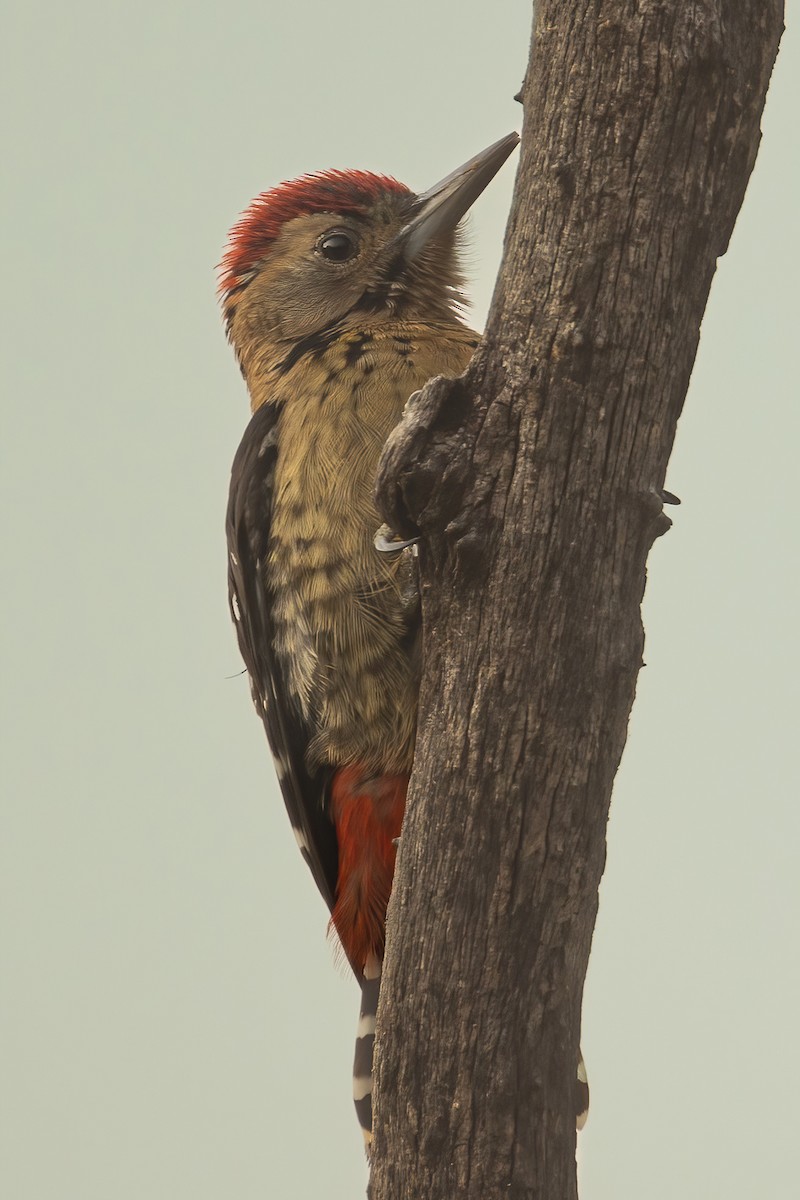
(219, 170, 411, 297)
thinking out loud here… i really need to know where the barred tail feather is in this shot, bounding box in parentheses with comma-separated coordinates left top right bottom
(576, 1050, 589, 1130)
(353, 955, 381, 1154)
(352, 963, 587, 1147)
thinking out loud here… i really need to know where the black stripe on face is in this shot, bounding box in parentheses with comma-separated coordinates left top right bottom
(275, 324, 344, 374)
(351, 254, 407, 315)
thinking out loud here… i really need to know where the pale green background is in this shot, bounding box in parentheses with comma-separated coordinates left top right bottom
(3, 3, 798, 1197)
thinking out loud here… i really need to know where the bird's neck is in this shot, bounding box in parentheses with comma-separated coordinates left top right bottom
(239, 314, 475, 415)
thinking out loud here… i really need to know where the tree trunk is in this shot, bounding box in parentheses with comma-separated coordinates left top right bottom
(369, 2, 783, 1198)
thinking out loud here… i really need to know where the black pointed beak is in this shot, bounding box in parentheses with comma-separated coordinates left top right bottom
(396, 132, 519, 260)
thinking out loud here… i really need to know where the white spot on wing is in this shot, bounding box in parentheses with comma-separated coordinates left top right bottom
(292, 825, 309, 853)
(258, 429, 278, 457)
(231, 593, 241, 621)
(352, 1075, 373, 1101)
(577, 1056, 587, 1084)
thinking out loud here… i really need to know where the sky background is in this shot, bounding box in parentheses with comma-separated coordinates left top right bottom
(2, 2, 798, 1197)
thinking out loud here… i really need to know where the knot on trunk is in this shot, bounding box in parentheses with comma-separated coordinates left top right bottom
(374, 373, 474, 542)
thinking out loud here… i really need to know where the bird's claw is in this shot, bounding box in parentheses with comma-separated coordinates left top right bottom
(374, 524, 420, 554)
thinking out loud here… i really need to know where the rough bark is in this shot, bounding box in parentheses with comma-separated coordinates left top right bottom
(369, 2, 783, 1198)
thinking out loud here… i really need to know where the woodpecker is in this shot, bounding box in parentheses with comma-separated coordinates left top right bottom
(221, 133, 588, 1150)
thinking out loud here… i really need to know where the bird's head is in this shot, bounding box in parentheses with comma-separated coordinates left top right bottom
(219, 133, 518, 366)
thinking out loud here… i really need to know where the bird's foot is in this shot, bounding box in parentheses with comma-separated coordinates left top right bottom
(374, 523, 419, 554)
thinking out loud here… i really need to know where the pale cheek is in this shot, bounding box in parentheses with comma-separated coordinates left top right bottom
(275, 274, 361, 339)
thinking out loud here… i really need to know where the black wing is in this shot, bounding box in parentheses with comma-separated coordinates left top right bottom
(226, 402, 338, 913)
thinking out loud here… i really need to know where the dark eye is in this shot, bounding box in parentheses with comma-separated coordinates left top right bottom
(318, 231, 358, 262)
